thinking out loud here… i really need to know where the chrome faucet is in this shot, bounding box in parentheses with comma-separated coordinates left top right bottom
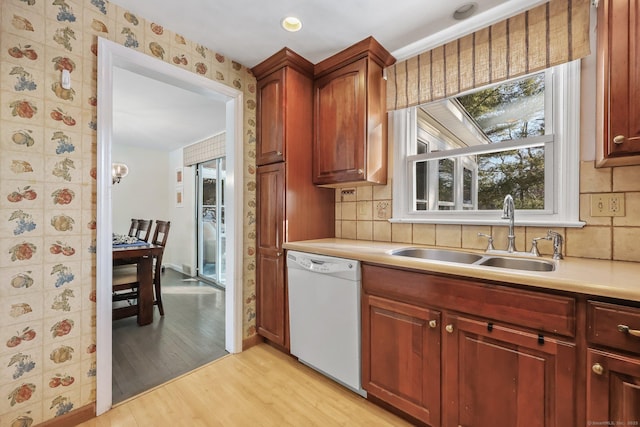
(547, 230, 564, 260)
(502, 194, 516, 253)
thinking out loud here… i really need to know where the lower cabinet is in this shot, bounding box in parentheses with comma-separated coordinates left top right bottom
(587, 349, 640, 424)
(256, 163, 286, 348)
(586, 300, 640, 424)
(255, 249, 286, 345)
(362, 264, 578, 427)
(444, 314, 576, 427)
(362, 294, 441, 426)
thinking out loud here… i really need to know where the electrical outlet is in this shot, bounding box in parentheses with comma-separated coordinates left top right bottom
(590, 193, 625, 217)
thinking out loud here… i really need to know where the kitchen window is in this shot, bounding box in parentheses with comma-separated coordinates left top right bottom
(392, 60, 583, 227)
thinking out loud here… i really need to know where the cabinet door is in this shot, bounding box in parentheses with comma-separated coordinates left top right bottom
(256, 163, 286, 346)
(443, 315, 576, 427)
(597, 0, 640, 164)
(362, 294, 441, 426)
(256, 68, 286, 165)
(587, 349, 640, 425)
(313, 59, 366, 184)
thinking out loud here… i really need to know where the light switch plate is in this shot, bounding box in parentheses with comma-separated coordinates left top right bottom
(590, 193, 625, 217)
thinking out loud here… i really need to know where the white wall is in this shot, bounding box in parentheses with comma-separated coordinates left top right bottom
(166, 149, 198, 275)
(579, 5, 597, 161)
(111, 144, 199, 276)
(112, 144, 170, 233)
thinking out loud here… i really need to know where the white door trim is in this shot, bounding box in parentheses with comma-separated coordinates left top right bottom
(96, 37, 244, 415)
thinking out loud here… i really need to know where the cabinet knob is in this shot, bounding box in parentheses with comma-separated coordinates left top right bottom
(357, 169, 364, 175)
(428, 320, 437, 329)
(277, 252, 282, 257)
(618, 324, 640, 338)
(592, 363, 604, 375)
(445, 324, 454, 334)
(276, 151, 283, 156)
(613, 135, 626, 145)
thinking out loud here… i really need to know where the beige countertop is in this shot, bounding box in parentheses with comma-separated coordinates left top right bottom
(283, 238, 640, 303)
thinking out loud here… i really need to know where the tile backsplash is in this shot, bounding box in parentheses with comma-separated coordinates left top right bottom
(335, 161, 640, 263)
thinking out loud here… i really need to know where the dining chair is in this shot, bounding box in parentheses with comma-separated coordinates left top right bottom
(129, 219, 153, 242)
(150, 220, 171, 315)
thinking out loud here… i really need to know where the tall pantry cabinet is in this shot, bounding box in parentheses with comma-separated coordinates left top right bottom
(252, 49, 335, 350)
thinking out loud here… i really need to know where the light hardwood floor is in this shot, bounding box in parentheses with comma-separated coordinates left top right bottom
(81, 344, 412, 426)
(112, 269, 227, 403)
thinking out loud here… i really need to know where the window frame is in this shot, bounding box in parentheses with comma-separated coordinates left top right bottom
(391, 60, 584, 227)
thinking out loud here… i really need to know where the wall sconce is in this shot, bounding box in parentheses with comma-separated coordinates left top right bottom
(61, 69, 71, 90)
(112, 163, 129, 184)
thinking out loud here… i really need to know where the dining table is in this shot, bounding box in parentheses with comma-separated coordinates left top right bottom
(112, 242, 164, 325)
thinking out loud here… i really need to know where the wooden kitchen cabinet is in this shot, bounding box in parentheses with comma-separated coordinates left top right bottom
(586, 301, 640, 423)
(255, 49, 316, 166)
(255, 163, 286, 345)
(443, 314, 576, 427)
(256, 67, 286, 165)
(362, 264, 578, 426)
(252, 49, 335, 350)
(587, 349, 640, 424)
(362, 294, 441, 426)
(313, 37, 395, 187)
(596, 0, 640, 166)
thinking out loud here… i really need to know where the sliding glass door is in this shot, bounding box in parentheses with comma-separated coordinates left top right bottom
(197, 158, 226, 287)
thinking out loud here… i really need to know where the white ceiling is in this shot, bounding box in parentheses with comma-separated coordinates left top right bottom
(110, 0, 545, 153)
(106, 0, 532, 68)
(112, 67, 226, 152)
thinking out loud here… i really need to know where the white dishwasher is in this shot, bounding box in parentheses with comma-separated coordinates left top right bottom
(287, 250, 366, 397)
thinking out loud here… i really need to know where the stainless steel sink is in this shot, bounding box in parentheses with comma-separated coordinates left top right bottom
(390, 248, 484, 264)
(478, 256, 555, 272)
(389, 247, 555, 272)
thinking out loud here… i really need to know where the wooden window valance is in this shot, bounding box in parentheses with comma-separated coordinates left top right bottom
(386, 0, 591, 110)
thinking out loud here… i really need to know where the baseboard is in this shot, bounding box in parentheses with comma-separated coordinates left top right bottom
(163, 263, 184, 274)
(36, 403, 95, 427)
(242, 333, 263, 350)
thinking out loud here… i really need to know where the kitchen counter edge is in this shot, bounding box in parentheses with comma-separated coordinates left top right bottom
(283, 239, 640, 303)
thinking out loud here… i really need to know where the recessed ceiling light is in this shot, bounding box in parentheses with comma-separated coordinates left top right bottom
(453, 2, 478, 20)
(281, 16, 302, 32)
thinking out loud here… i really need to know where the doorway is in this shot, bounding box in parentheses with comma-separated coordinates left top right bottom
(96, 37, 244, 415)
(198, 158, 226, 287)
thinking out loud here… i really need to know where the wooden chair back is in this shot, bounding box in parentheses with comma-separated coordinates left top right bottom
(151, 220, 170, 315)
(128, 218, 153, 241)
(128, 219, 139, 237)
(151, 220, 171, 247)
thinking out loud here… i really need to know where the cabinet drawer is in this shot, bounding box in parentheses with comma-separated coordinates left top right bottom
(363, 265, 576, 337)
(587, 301, 640, 354)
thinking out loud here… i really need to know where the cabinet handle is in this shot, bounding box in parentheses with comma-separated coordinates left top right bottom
(613, 135, 625, 145)
(592, 363, 604, 375)
(428, 320, 437, 329)
(445, 324, 454, 334)
(618, 324, 640, 338)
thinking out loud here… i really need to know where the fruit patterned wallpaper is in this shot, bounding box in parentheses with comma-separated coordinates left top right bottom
(0, 0, 258, 425)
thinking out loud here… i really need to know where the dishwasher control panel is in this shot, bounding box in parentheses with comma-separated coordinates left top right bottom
(287, 251, 357, 275)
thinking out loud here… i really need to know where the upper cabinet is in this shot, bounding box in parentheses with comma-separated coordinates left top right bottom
(254, 49, 315, 166)
(596, 0, 640, 166)
(313, 37, 395, 186)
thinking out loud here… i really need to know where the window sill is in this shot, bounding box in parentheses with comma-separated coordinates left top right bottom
(389, 217, 586, 228)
